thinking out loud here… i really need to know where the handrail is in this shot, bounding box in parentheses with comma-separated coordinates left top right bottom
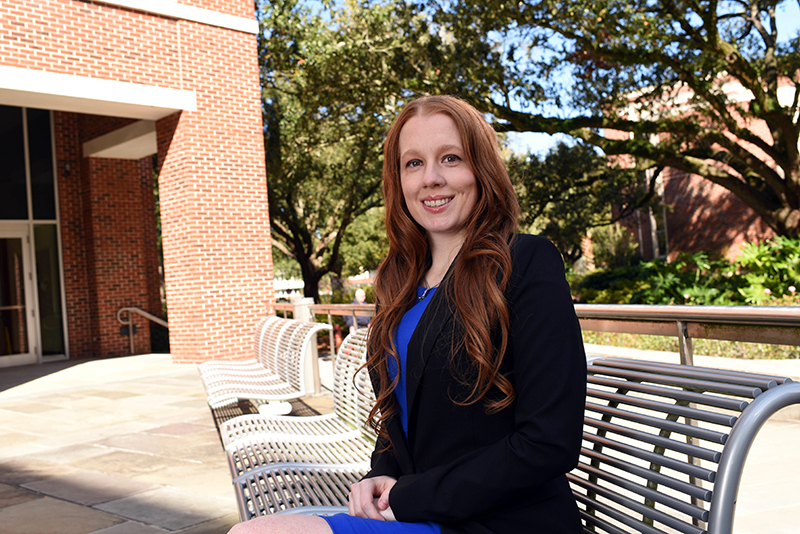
(116, 307, 168, 355)
(274, 302, 800, 366)
(573, 304, 800, 364)
(573, 304, 800, 326)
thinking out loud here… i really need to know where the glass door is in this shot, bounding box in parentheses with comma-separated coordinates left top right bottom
(0, 228, 36, 367)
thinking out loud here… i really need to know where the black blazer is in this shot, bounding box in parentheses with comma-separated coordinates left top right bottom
(366, 234, 587, 534)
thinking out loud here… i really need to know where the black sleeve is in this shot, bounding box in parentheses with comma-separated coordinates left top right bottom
(364, 433, 402, 480)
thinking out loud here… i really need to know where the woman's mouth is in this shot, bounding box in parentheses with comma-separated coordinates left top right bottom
(423, 197, 453, 208)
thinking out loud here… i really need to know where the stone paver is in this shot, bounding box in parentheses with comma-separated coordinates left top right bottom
(94, 486, 233, 531)
(0, 496, 125, 534)
(91, 522, 170, 534)
(0, 483, 41, 509)
(732, 420, 800, 534)
(22, 471, 156, 506)
(0, 355, 243, 534)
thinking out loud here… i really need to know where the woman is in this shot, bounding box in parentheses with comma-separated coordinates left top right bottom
(229, 95, 586, 534)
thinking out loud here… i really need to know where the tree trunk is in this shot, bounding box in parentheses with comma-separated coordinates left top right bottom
(299, 260, 321, 303)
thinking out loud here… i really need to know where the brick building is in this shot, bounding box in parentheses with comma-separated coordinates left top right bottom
(0, 0, 274, 368)
(609, 80, 796, 263)
(627, 168, 775, 262)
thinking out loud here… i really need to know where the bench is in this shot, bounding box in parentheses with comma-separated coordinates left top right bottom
(219, 353, 800, 533)
(199, 316, 332, 409)
(223, 329, 375, 520)
(198, 315, 281, 382)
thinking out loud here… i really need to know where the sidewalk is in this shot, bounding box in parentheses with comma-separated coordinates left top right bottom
(0, 354, 336, 534)
(0, 351, 798, 533)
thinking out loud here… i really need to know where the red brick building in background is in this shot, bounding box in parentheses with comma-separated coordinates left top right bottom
(628, 168, 775, 262)
(608, 80, 794, 263)
(0, 0, 274, 367)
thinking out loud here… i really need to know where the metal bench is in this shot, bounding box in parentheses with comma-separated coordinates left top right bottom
(203, 319, 332, 409)
(225, 330, 375, 520)
(572, 356, 800, 534)
(219, 329, 373, 447)
(222, 354, 800, 532)
(198, 316, 285, 388)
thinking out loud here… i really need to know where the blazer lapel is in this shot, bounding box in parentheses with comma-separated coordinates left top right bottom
(404, 285, 453, 430)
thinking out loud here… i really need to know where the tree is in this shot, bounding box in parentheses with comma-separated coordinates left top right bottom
(258, 0, 447, 301)
(512, 141, 653, 263)
(338, 207, 389, 278)
(433, 0, 800, 237)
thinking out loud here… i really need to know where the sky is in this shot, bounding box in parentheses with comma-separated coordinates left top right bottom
(507, 1, 800, 156)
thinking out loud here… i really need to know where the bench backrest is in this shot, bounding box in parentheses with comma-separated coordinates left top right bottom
(252, 315, 281, 367)
(256, 318, 296, 371)
(332, 329, 375, 432)
(274, 320, 333, 393)
(572, 356, 794, 534)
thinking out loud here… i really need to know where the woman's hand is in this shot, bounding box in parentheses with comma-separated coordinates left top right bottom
(348, 476, 397, 521)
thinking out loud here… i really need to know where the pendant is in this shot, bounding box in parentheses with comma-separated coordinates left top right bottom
(418, 287, 433, 302)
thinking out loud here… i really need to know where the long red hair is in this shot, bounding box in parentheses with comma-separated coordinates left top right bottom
(367, 95, 519, 440)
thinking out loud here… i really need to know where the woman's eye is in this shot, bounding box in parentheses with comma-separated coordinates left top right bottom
(443, 155, 461, 163)
(406, 159, 422, 168)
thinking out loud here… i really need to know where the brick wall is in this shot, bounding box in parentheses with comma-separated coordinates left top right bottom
(6, 0, 273, 363)
(54, 111, 163, 357)
(1, 0, 181, 87)
(661, 169, 775, 261)
(179, 0, 252, 18)
(156, 19, 274, 364)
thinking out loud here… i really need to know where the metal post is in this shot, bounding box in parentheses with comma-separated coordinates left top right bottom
(328, 312, 335, 357)
(292, 297, 321, 395)
(677, 320, 694, 366)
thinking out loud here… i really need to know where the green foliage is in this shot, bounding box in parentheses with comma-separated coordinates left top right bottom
(735, 236, 800, 304)
(432, 0, 800, 237)
(512, 142, 654, 263)
(258, 0, 445, 302)
(574, 237, 800, 306)
(591, 223, 641, 269)
(338, 207, 389, 278)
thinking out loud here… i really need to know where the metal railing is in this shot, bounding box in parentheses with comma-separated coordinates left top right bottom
(273, 302, 374, 359)
(277, 301, 799, 366)
(116, 307, 168, 355)
(574, 304, 800, 365)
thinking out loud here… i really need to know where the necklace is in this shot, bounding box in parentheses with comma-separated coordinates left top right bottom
(418, 277, 443, 302)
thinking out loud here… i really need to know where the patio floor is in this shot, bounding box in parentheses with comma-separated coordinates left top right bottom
(0, 349, 798, 533)
(0, 353, 335, 534)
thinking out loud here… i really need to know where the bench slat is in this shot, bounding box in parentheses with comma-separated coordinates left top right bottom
(574, 463, 709, 520)
(589, 366, 763, 398)
(583, 433, 717, 482)
(588, 389, 738, 427)
(595, 357, 793, 387)
(589, 376, 749, 411)
(592, 359, 780, 390)
(572, 476, 706, 534)
(580, 449, 712, 501)
(586, 402, 730, 444)
(585, 417, 721, 463)
(574, 490, 694, 534)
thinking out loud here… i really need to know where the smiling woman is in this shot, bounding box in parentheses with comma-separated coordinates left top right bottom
(398, 112, 478, 277)
(228, 95, 587, 534)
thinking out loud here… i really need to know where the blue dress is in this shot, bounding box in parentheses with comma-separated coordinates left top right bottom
(322, 287, 442, 534)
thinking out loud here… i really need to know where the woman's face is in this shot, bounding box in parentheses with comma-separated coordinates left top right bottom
(398, 113, 478, 245)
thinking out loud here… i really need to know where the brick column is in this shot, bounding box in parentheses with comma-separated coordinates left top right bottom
(156, 20, 274, 364)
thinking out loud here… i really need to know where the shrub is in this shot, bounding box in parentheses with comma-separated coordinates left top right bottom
(735, 236, 800, 304)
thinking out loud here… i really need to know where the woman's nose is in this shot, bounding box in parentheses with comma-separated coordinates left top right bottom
(422, 164, 445, 187)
